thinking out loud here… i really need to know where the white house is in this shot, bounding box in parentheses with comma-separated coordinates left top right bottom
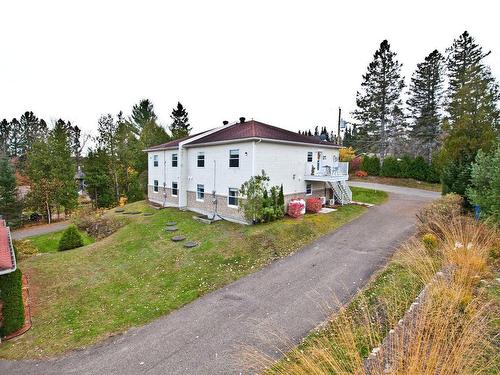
(145, 118, 351, 224)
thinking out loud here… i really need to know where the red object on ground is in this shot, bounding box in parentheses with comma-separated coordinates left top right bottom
(0, 220, 15, 272)
(306, 197, 322, 213)
(355, 170, 368, 177)
(287, 200, 305, 218)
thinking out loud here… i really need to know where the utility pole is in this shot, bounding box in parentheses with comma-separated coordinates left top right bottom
(337, 107, 342, 146)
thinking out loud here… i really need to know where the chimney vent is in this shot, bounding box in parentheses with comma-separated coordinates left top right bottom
(239, 117, 246, 123)
(222, 120, 229, 126)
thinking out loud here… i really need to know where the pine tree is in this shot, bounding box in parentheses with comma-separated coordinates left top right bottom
(0, 156, 21, 225)
(8, 118, 23, 157)
(169, 102, 192, 139)
(352, 40, 405, 160)
(407, 50, 445, 162)
(19, 111, 47, 156)
(441, 31, 500, 198)
(84, 148, 115, 208)
(130, 99, 157, 135)
(0, 119, 9, 155)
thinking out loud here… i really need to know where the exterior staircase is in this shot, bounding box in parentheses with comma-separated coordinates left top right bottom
(329, 180, 352, 205)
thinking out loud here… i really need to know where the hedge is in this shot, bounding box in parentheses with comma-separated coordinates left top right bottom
(361, 156, 381, 176)
(364, 154, 441, 183)
(0, 268, 25, 337)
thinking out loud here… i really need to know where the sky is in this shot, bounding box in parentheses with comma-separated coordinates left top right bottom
(1, 0, 499, 139)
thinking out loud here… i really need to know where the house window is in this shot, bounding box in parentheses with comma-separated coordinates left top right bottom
(306, 183, 312, 195)
(229, 149, 239, 167)
(197, 152, 205, 167)
(153, 180, 159, 193)
(172, 182, 178, 196)
(153, 154, 159, 167)
(196, 184, 205, 201)
(172, 153, 178, 167)
(307, 152, 313, 162)
(228, 188, 238, 207)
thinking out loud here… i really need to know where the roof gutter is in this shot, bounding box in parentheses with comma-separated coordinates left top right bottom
(184, 137, 342, 149)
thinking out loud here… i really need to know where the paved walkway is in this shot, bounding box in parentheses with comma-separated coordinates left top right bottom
(0, 184, 439, 375)
(11, 221, 70, 240)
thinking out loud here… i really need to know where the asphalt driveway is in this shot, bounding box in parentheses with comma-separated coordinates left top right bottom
(0, 184, 439, 374)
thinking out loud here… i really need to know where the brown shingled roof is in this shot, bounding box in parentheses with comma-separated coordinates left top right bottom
(0, 220, 16, 273)
(188, 120, 339, 147)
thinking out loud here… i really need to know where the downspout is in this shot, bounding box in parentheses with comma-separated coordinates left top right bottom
(163, 150, 167, 207)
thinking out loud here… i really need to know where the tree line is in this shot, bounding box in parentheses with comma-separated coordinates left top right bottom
(301, 31, 499, 201)
(0, 100, 192, 224)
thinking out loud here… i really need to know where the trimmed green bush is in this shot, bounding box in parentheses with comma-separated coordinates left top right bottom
(410, 156, 430, 181)
(361, 156, 380, 176)
(0, 268, 25, 337)
(380, 156, 401, 177)
(58, 225, 84, 251)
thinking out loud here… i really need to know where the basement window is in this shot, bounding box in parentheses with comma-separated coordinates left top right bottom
(306, 183, 312, 195)
(172, 182, 178, 196)
(228, 188, 238, 207)
(153, 154, 159, 167)
(197, 184, 205, 201)
(153, 180, 159, 193)
(172, 153, 178, 167)
(229, 149, 239, 167)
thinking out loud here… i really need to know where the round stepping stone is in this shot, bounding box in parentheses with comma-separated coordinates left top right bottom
(184, 241, 198, 248)
(143, 212, 154, 216)
(165, 226, 178, 232)
(171, 235, 186, 242)
(166, 221, 177, 226)
(115, 208, 125, 212)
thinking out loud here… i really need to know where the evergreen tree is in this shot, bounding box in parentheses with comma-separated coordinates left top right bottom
(84, 148, 115, 208)
(19, 111, 47, 155)
(0, 156, 21, 225)
(169, 102, 192, 139)
(8, 119, 23, 157)
(130, 99, 157, 135)
(0, 119, 9, 155)
(352, 40, 405, 160)
(441, 31, 500, 198)
(407, 50, 445, 162)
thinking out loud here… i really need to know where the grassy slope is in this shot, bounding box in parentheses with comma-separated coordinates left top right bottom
(0, 188, 386, 359)
(351, 175, 441, 192)
(350, 186, 388, 205)
(27, 229, 94, 253)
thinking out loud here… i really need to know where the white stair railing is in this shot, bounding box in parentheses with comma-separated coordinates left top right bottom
(329, 180, 352, 205)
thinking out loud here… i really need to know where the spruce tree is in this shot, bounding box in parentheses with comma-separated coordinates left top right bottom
(169, 102, 192, 139)
(441, 31, 500, 198)
(352, 40, 405, 160)
(8, 118, 23, 157)
(130, 99, 157, 135)
(84, 148, 115, 208)
(0, 156, 21, 225)
(407, 50, 445, 162)
(0, 119, 9, 155)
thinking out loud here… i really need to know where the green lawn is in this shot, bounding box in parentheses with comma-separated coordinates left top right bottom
(0, 188, 386, 359)
(350, 186, 388, 205)
(27, 229, 95, 253)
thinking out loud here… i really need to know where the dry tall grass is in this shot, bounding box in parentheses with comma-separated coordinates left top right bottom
(257, 196, 499, 375)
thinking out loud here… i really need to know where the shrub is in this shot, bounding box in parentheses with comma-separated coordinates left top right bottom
(398, 155, 413, 178)
(339, 147, 356, 162)
(355, 170, 368, 178)
(409, 156, 430, 181)
(58, 225, 84, 251)
(422, 233, 438, 250)
(0, 269, 25, 337)
(380, 156, 401, 177)
(466, 145, 500, 223)
(361, 156, 380, 176)
(306, 197, 322, 213)
(287, 200, 304, 218)
(349, 155, 363, 173)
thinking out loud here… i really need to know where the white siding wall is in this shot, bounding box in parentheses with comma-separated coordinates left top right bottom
(184, 141, 254, 196)
(254, 142, 340, 195)
(147, 150, 181, 190)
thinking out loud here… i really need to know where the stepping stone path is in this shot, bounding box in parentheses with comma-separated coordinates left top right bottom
(171, 235, 186, 242)
(115, 208, 125, 213)
(166, 221, 177, 226)
(143, 213, 154, 216)
(184, 241, 198, 248)
(123, 211, 141, 215)
(165, 226, 178, 232)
